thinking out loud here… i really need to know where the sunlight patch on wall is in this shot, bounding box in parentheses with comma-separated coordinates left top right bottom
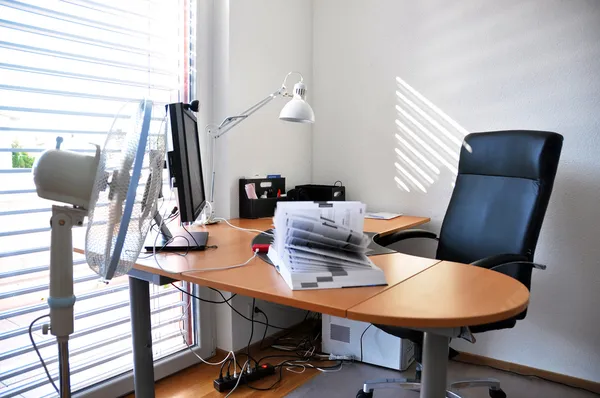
(393, 76, 470, 192)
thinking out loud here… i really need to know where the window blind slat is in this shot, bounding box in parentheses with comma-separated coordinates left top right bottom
(0, 282, 179, 319)
(1, 0, 194, 394)
(0, 245, 47, 256)
(0, 225, 48, 235)
(1, 0, 162, 38)
(0, 301, 184, 362)
(0, 18, 171, 58)
(0, 127, 106, 135)
(0, 289, 182, 340)
(0, 63, 177, 90)
(1, 330, 182, 398)
(0, 84, 170, 105)
(0, 105, 166, 120)
(0, 273, 101, 301)
(62, 0, 174, 23)
(0, 40, 177, 75)
(0, 328, 180, 383)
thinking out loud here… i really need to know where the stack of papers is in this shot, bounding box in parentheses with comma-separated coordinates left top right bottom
(267, 201, 388, 290)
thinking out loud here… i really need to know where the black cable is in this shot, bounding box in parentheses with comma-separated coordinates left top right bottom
(181, 223, 201, 248)
(256, 308, 269, 349)
(247, 298, 256, 365)
(360, 324, 373, 362)
(170, 283, 237, 304)
(138, 234, 191, 259)
(29, 314, 59, 394)
(208, 287, 297, 330)
(233, 352, 258, 371)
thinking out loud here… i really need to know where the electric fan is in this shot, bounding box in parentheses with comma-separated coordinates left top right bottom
(32, 99, 165, 397)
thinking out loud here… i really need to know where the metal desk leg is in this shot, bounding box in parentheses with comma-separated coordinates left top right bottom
(420, 332, 450, 398)
(129, 276, 155, 398)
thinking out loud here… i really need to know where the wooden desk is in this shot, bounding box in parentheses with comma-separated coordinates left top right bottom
(74, 216, 530, 398)
(128, 215, 430, 277)
(126, 216, 436, 318)
(347, 261, 530, 328)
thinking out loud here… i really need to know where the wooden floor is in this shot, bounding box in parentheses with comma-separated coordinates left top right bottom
(125, 347, 323, 398)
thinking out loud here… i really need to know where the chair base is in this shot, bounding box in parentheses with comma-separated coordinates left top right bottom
(358, 377, 506, 398)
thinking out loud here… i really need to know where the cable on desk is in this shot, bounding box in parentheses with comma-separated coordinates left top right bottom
(212, 217, 274, 237)
(179, 250, 258, 275)
(181, 222, 201, 247)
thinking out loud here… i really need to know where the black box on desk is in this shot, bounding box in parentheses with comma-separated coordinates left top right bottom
(294, 184, 345, 201)
(239, 177, 285, 219)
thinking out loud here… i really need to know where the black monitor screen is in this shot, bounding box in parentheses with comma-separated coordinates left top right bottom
(183, 111, 205, 218)
(167, 103, 206, 223)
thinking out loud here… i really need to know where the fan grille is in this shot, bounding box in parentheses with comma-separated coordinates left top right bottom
(85, 100, 166, 280)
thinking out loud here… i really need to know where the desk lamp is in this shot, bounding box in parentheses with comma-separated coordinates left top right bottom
(201, 71, 314, 224)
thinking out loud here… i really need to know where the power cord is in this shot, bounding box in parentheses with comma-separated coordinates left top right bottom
(29, 314, 59, 394)
(209, 287, 302, 330)
(170, 282, 237, 304)
(360, 324, 372, 362)
(213, 217, 274, 237)
(255, 307, 270, 349)
(178, 301, 238, 370)
(247, 298, 257, 366)
(180, 250, 259, 275)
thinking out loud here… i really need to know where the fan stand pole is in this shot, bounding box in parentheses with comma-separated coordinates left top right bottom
(48, 205, 87, 398)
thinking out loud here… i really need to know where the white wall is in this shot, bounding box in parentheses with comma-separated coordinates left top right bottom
(200, 0, 313, 352)
(211, 0, 313, 219)
(312, 0, 600, 382)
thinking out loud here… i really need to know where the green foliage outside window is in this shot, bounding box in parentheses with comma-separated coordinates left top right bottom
(11, 141, 35, 168)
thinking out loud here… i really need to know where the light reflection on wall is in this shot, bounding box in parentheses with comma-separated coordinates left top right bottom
(394, 76, 471, 193)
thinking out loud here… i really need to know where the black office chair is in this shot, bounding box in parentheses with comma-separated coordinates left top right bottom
(358, 130, 563, 398)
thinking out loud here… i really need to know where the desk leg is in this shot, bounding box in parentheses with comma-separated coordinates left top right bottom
(420, 332, 449, 398)
(129, 276, 155, 398)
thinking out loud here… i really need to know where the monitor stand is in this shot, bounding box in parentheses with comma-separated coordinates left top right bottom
(144, 212, 208, 252)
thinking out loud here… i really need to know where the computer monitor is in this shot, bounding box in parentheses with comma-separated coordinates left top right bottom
(144, 102, 208, 252)
(168, 103, 207, 223)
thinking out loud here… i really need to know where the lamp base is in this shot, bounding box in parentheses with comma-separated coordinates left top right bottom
(196, 201, 219, 225)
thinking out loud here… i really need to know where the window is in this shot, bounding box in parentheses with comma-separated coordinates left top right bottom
(0, 1, 199, 396)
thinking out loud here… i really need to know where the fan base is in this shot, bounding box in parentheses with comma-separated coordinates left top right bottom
(144, 231, 208, 252)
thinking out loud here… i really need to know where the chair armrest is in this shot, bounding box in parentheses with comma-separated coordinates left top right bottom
(488, 261, 546, 293)
(374, 229, 438, 248)
(470, 253, 528, 269)
(490, 261, 547, 271)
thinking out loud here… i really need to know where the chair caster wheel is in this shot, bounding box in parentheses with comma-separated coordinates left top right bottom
(489, 388, 507, 398)
(356, 389, 373, 398)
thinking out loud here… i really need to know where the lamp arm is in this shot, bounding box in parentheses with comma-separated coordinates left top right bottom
(211, 87, 285, 139)
(202, 71, 306, 222)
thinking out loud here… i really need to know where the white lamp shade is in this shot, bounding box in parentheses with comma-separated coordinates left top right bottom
(279, 99, 315, 123)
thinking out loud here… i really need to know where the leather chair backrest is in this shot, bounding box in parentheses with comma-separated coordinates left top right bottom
(437, 130, 563, 264)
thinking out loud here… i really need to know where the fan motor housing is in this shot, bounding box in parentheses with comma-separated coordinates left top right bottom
(33, 146, 101, 209)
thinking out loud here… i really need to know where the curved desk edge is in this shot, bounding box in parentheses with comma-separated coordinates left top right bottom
(346, 261, 530, 328)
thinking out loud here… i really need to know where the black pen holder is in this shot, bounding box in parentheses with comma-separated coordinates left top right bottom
(239, 177, 286, 219)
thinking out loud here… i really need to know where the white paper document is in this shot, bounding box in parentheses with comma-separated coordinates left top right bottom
(269, 201, 388, 290)
(365, 212, 403, 220)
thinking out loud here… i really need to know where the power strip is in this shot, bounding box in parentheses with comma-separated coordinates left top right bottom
(213, 363, 276, 392)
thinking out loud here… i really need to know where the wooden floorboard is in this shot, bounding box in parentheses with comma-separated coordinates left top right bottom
(125, 347, 321, 398)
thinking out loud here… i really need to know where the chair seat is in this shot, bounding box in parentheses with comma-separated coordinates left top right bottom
(376, 317, 517, 343)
